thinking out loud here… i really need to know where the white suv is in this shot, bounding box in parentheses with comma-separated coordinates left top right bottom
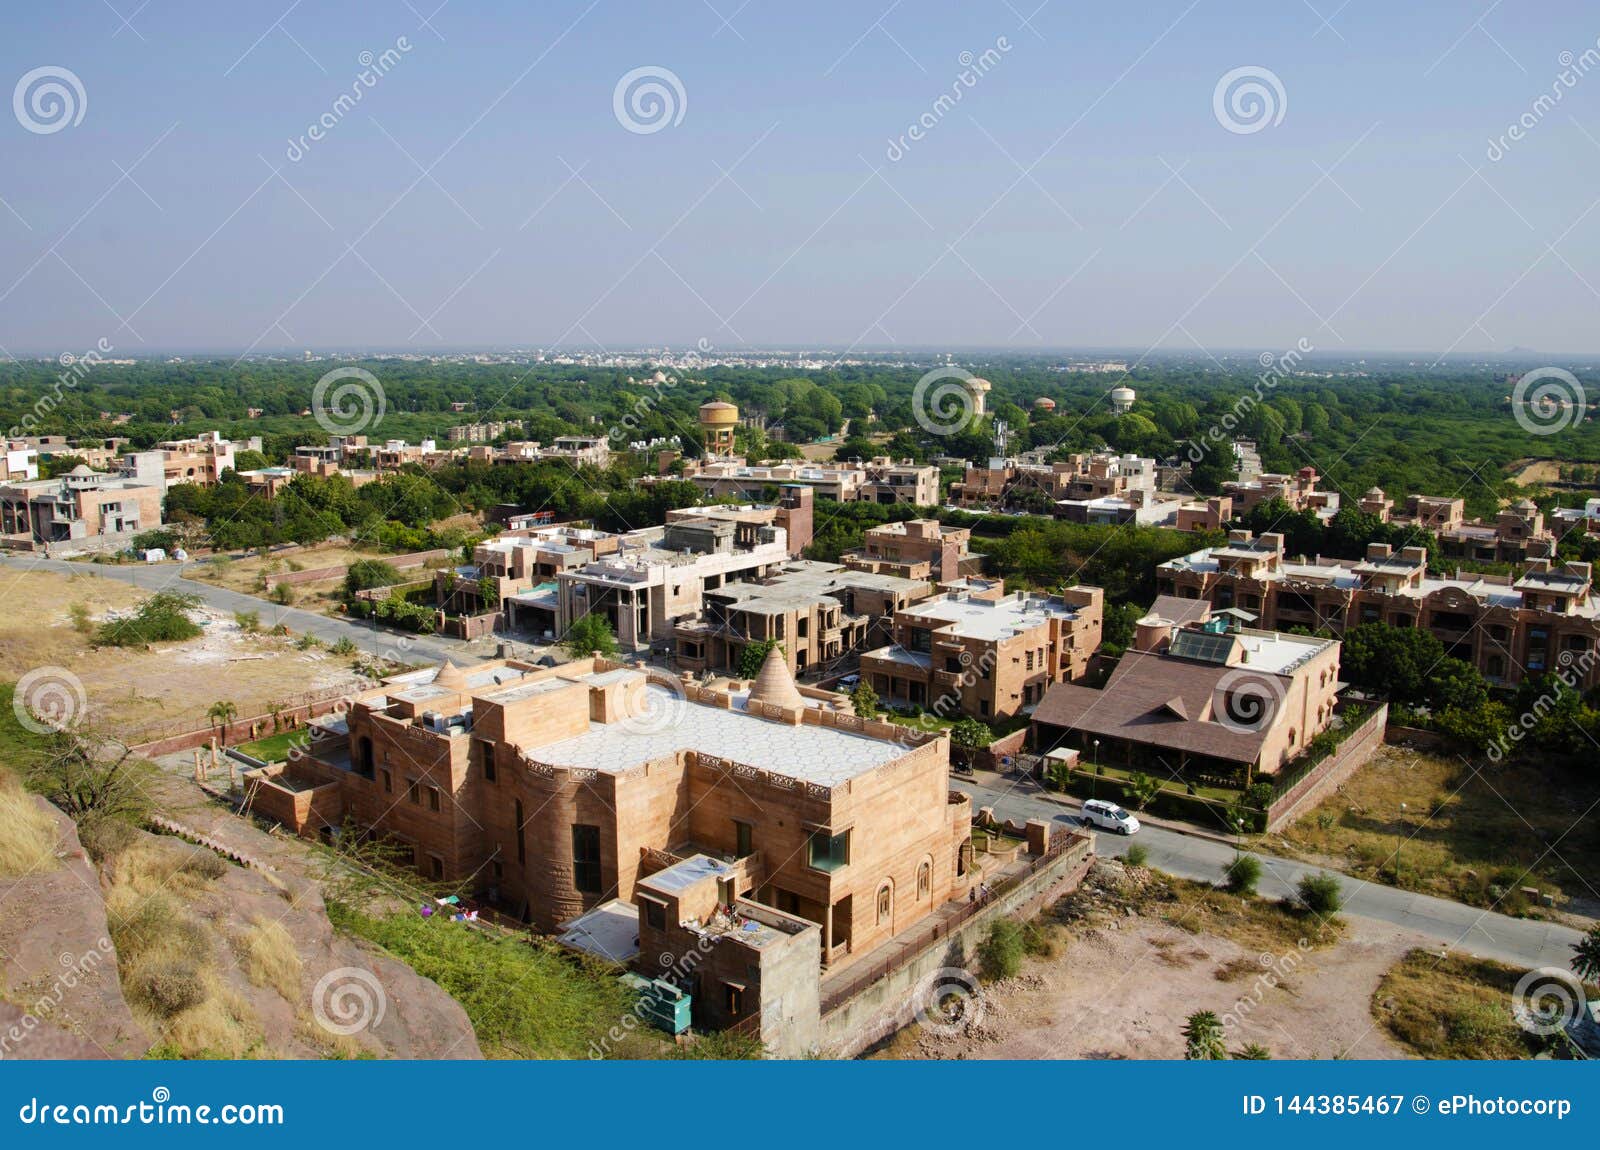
(1079, 799, 1140, 835)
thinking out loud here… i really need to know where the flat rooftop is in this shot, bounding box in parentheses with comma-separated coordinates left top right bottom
(899, 591, 1080, 641)
(557, 899, 640, 963)
(528, 684, 903, 784)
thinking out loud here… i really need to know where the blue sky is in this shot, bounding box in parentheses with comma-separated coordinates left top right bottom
(2, 1, 1599, 355)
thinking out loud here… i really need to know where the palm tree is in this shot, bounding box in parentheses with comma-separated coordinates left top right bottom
(1182, 1010, 1228, 1060)
(1573, 923, 1600, 984)
(1234, 1042, 1272, 1060)
(266, 700, 287, 732)
(207, 700, 238, 738)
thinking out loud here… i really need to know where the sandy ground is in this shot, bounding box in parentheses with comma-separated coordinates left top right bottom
(887, 867, 1427, 1062)
(0, 569, 367, 740)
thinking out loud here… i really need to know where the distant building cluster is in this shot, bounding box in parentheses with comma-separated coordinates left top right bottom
(1159, 529, 1600, 690)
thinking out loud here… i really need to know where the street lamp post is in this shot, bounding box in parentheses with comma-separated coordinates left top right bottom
(1092, 739, 1100, 801)
(1397, 801, 1407, 882)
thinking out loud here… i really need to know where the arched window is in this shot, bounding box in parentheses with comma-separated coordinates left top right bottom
(876, 881, 893, 925)
(916, 858, 932, 900)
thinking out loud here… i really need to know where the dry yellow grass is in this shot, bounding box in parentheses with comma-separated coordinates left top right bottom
(0, 772, 59, 878)
(100, 834, 267, 1057)
(240, 916, 302, 1002)
(1272, 746, 1600, 912)
(161, 979, 264, 1059)
(1372, 949, 1541, 1059)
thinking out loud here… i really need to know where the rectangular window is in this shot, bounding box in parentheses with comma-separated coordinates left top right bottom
(734, 820, 753, 859)
(428, 786, 441, 812)
(724, 983, 744, 1016)
(572, 824, 602, 894)
(481, 741, 496, 783)
(407, 779, 420, 805)
(429, 854, 444, 880)
(808, 829, 850, 872)
(381, 769, 392, 794)
(515, 800, 526, 865)
(643, 898, 666, 930)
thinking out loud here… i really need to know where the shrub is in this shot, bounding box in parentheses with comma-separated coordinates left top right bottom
(271, 584, 295, 606)
(1297, 872, 1343, 916)
(1020, 920, 1061, 959)
(330, 636, 358, 656)
(235, 610, 260, 633)
(342, 559, 403, 598)
(1125, 843, 1149, 867)
(129, 957, 207, 1018)
(1225, 853, 1262, 895)
(95, 591, 202, 646)
(977, 918, 1026, 981)
(68, 602, 93, 636)
(562, 614, 618, 658)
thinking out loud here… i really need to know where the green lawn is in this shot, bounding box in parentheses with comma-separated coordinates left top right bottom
(234, 729, 306, 763)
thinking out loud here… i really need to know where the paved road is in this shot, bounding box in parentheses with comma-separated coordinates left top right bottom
(0, 553, 497, 667)
(956, 776, 1586, 972)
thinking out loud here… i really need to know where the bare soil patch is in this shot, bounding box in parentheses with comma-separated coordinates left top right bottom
(878, 862, 1418, 1061)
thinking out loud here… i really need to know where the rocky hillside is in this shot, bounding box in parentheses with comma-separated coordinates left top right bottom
(0, 787, 481, 1060)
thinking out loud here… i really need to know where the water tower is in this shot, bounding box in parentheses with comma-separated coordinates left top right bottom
(698, 400, 739, 456)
